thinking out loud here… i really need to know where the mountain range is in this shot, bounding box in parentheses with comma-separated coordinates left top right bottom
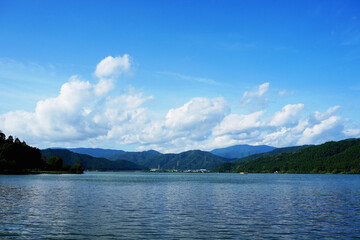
(44, 139, 360, 173)
(65, 144, 276, 170)
(63, 148, 231, 170)
(4, 124, 358, 173)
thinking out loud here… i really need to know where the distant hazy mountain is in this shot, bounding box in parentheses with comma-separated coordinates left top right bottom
(68, 148, 125, 158)
(210, 144, 276, 159)
(41, 149, 148, 171)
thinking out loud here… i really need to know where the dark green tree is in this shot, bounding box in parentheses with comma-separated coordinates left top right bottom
(7, 135, 13, 143)
(72, 162, 85, 173)
(47, 156, 63, 170)
(0, 139, 43, 172)
(0, 131, 5, 142)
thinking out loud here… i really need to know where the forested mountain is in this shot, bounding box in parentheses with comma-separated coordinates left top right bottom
(210, 144, 276, 159)
(42, 149, 148, 171)
(214, 139, 360, 174)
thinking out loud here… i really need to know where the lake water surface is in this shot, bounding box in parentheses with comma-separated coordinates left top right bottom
(1, 172, 360, 239)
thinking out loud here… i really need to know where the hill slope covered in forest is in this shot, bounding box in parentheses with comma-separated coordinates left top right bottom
(214, 139, 360, 174)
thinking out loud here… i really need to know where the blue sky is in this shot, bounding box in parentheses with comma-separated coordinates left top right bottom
(0, 0, 360, 152)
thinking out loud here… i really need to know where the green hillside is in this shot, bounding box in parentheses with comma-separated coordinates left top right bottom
(41, 149, 148, 171)
(214, 139, 360, 174)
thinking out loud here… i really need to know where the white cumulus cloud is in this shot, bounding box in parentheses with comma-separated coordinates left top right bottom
(213, 111, 264, 137)
(298, 115, 344, 145)
(138, 97, 230, 152)
(270, 104, 304, 127)
(165, 97, 228, 131)
(95, 55, 131, 78)
(94, 78, 115, 96)
(210, 104, 349, 149)
(0, 55, 154, 147)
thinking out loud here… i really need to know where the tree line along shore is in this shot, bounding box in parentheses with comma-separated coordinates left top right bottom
(0, 131, 84, 174)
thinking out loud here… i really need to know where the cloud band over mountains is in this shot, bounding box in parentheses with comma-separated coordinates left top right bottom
(1, 55, 359, 153)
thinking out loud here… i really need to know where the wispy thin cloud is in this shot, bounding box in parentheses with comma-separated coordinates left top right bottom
(0, 58, 51, 84)
(278, 90, 295, 96)
(239, 82, 270, 108)
(341, 33, 360, 46)
(158, 71, 221, 85)
(221, 41, 258, 51)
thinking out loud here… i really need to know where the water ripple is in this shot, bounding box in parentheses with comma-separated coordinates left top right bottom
(1, 173, 360, 239)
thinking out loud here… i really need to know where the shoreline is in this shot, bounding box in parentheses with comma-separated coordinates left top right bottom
(0, 170, 84, 175)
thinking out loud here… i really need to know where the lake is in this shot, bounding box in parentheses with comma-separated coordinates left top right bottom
(1, 172, 360, 239)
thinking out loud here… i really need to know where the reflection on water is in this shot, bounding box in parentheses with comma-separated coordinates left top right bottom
(1, 173, 360, 239)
